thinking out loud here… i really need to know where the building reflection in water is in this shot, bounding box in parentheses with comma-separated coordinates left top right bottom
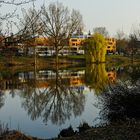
(17, 68, 86, 125)
(0, 65, 117, 125)
(0, 64, 139, 139)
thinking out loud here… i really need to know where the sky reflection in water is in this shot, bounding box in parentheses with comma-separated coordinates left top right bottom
(0, 64, 139, 139)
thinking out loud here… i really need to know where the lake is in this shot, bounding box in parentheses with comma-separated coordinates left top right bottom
(0, 64, 139, 139)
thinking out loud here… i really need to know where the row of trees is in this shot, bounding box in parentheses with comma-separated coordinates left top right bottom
(0, 1, 119, 64)
(3, 2, 83, 64)
(0, 1, 139, 64)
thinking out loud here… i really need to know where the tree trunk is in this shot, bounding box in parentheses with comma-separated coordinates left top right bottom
(55, 46, 59, 65)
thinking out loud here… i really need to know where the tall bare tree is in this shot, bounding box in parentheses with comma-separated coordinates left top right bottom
(0, 0, 37, 65)
(0, 0, 36, 24)
(115, 30, 128, 54)
(93, 27, 109, 37)
(41, 2, 83, 64)
(0, 0, 35, 5)
(17, 8, 42, 44)
(0, 0, 37, 44)
(0, 0, 37, 41)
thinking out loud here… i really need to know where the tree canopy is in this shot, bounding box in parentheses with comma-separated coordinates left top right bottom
(84, 33, 107, 63)
(93, 27, 109, 37)
(41, 2, 83, 63)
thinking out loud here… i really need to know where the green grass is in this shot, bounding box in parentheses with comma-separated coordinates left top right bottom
(0, 54, 139, 68)
(63, 55, 85, 59)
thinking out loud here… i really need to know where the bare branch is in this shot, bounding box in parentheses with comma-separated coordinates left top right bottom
(0, 0, 36, 6)
(41, 2, 83, 62)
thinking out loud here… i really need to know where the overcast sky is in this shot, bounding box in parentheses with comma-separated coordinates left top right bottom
(2, 0, 140, 36)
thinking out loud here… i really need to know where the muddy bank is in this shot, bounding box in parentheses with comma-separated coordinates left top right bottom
(53, 121, 140, 140)
(1, 121, 140, 140)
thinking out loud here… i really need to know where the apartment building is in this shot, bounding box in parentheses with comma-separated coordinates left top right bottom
(106, 38, 116, 54)
(69, 38, 85, 46)
(34, 37, 49, 46)
(3, 33, 116, 56)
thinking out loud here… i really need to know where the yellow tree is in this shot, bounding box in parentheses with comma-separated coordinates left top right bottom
(84, 33, 107, 63)
(85, 64, 109, 94)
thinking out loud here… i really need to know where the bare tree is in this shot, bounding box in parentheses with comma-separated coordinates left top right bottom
(0, 0, 38, 66)
(0, 0, 36, 22)
(0, 0, 37, 46)
(115, 30, 128, 54)
(93, 27, 109, 37)
(128, 34, 138, 62)
(17, 8, 42, 44)
(116, 30, 126, 40)
(41, 2, 83, 64)
(0, 0, 35, 5)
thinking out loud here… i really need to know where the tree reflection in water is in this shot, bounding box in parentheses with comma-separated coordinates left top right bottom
(0, 69, 20, 108)
(21, 68, 86, 125)
(85, 64, 109, 94)
(0, 90, 5, 109)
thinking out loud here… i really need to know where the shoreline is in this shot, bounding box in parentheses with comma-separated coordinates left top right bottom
(0, 55, 139, 68)
(1, 120, 140, 140)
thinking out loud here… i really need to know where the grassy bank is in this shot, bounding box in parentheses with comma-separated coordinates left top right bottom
(106, 54, 140, 66)
(0, 54, 139, 72)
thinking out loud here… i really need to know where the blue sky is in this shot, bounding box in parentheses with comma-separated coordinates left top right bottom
(2, 0, 140, 36)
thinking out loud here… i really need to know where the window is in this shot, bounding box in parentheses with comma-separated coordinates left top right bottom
(71, 39, 77, 42)
(109, 42, 113, 45)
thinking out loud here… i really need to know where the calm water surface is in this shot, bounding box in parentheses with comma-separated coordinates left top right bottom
(0, 64, 139, 139)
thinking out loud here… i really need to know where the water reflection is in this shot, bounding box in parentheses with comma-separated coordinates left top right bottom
(85, 64, 114, 93)
(0, 91, 4, 109)
(0, 64, 117, 112)
(20, 68, 86, 125)
(117, 65, 140, 86)
(98, 64, 140, 123)
(0, 64, 139, 138)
